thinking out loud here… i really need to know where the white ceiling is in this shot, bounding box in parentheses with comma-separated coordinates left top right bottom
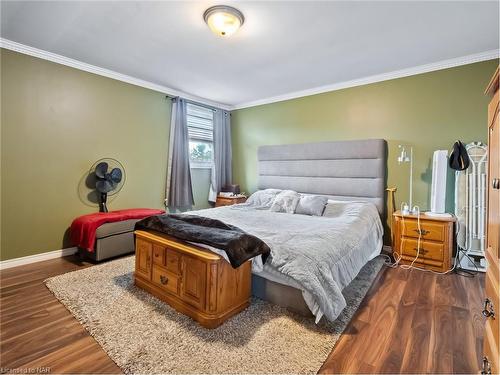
(1, 1, 499, 108)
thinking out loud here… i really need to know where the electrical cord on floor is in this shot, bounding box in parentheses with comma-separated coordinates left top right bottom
(381, 203, 410, 269)
(454, 247, 479, 278)
(452, 219, 479, 278)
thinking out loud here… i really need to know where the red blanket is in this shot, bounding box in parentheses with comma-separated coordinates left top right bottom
(70, 208, 165, 252)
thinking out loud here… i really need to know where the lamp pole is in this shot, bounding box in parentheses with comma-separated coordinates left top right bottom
(409, 147, 413, 212)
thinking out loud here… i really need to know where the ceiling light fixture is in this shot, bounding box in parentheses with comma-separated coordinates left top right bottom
(203, 5, 244, 37)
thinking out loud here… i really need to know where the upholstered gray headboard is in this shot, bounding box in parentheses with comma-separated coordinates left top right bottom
(257, 139, 387, 214)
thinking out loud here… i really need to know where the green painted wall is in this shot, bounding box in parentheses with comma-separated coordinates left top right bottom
(231, 59, 499, 240)
(1, 49, 496, 259)
(0, 49, 210, 261)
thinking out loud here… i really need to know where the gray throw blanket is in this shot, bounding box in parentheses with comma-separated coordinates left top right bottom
(135, 214, 270, 268)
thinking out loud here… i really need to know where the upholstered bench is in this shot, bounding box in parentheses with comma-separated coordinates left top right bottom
(71, 208, 165, 262)
(87, 219, 140, 261)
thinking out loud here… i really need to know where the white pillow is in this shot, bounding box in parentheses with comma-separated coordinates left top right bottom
(295, 195, 328, 216)
(322, 202, 349, 218)
(247, 189, 282, 207)
(323, 200, 367, 217)
(270, 190, 301, 213)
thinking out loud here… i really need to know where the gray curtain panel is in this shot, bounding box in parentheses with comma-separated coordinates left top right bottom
(209, 110, 232, 202)
(166, 98, 194, 211)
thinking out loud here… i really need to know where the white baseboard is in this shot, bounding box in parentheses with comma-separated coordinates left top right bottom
(0, 247, 78, 270)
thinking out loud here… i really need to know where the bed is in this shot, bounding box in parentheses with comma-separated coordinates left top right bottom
(135, 138, 387, 324)
(252, 138, 387, 320)
(188, 138, 387, 322)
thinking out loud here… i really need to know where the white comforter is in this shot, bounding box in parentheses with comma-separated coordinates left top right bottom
(189, 201, 383, 322)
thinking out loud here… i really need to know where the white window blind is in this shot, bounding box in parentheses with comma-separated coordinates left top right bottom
(187, 103, 214, 168)
(187, 103, 214, 142)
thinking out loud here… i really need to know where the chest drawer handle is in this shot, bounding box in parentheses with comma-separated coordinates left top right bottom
(481, 356, 491, 375)
(413, 229, 430, 236)
(413, 247, 428, 255)
(482, 298, 495, 319)
(160, 275, 169, 285)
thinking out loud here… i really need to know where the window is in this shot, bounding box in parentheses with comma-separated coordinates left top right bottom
(187, 103, 214, 168)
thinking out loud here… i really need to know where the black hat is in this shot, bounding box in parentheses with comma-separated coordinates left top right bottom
(449, 140, 470, 171)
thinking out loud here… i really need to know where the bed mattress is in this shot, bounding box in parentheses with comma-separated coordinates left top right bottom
(187, 200, 384, 322)
(252, 236, 382, 322)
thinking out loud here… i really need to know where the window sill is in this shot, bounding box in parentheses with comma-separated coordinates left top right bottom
(190, 165, 213, 170)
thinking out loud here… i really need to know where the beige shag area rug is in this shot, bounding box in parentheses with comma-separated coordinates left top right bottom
(45, 256, 383, 374)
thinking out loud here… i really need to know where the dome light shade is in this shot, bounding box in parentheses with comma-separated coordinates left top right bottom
(203, 5, 244, 37)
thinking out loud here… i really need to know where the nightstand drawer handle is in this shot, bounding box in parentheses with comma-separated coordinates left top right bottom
(160, 275, 169, 285)
(413, 247, 428, 254)
(413, 229, 430, 236)
(482, 298, 495, 319)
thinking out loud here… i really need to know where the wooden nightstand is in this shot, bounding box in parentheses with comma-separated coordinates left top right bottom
(215, 194, 247, 207)
(393, 210, 455, 272)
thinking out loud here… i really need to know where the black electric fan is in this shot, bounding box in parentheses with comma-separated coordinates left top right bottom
(90, 158, 125, 212)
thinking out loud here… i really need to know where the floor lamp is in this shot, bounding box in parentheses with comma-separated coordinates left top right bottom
(397, 145, 414, 214)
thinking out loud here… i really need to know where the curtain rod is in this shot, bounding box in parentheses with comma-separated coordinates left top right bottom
(165, 95, 226, 113)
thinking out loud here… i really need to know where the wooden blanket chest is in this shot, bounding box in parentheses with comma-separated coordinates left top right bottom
(134, 230, 251, 328)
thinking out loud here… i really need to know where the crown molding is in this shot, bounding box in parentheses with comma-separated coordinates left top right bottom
(232, 49, 500, 110)
(1, 38, 498, 111)
(0, 38, 231, 110)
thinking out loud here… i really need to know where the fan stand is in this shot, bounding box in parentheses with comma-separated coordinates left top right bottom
(99, 192, 109, 213)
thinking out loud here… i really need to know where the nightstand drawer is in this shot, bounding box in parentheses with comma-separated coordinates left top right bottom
(152, 265, 179, 295)
(399, 238, 444, 261)
(401, 220, 445, 242)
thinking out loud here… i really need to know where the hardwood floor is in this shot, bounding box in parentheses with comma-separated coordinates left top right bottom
(0, 255, 484, 374)
(319, 266, 485, 374)
(0, 255, 121, 374)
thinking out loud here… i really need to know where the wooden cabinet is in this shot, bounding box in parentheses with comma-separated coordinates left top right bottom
(483, 67, 500, 375)
(135, 238, 152, 280)
(215, 194, 247, 207)
(393, 210, 455, 272)
(180, 256, 207, 310)
(134, 230, 251, 328)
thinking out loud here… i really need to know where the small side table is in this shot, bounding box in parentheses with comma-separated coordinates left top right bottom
(393, 210, 455, 272)
(215, 194, 247, 207)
